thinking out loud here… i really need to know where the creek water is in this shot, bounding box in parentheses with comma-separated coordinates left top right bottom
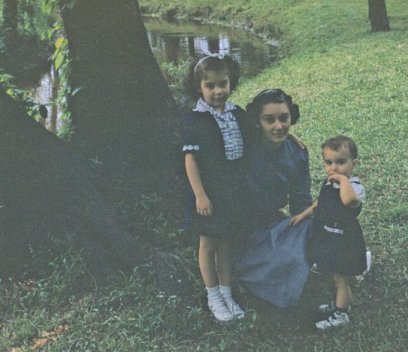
(144, 17, 279, 78)
(33, 17, 280, 133)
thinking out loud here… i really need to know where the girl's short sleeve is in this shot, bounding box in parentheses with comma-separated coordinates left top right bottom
(181, 115, 200, 154)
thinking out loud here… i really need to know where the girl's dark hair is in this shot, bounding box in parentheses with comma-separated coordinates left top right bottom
(321, 135, 358, 159)
(246, 88, 300, 125)
(185, 54, 240, 101)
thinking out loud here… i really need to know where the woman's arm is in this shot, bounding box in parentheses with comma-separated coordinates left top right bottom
(289, 202, 317, 225)
(287, 144, 314, 225)
(185, 154, 213, 216)
(288, 132, 307, 150)
(288, 147, 313, 214)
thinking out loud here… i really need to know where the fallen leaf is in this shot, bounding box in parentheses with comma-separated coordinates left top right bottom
(41, 324, 69, 338)
(29, 324, 69, 350)
(30, 338, 49, 349)
(18, 280, 37, 292)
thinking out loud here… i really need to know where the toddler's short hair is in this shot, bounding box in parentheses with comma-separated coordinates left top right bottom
(321, 135, 358, 159)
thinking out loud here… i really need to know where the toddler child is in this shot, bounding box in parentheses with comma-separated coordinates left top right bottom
(294, 135, 367, 329)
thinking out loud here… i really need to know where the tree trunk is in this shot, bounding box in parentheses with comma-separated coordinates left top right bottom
(0, 89, 141, 278)
(2, 0, 18, 47)
(49, 64, 59, 134)
(60, 0, 179, 194)
(368, 0, 391, 32)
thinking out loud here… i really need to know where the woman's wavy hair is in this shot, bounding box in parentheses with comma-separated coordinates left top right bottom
(246, 88, 300, 126)
(185, 54, 240, 101)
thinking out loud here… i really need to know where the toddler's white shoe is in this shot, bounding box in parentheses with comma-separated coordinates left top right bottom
(318, 301, 350, 315)
(316, 311, 350, 330)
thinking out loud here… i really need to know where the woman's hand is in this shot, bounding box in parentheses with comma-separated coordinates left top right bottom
(289, 202, 317, 226)
(289, 213, 307, 226)
(196, 195, 213, 216)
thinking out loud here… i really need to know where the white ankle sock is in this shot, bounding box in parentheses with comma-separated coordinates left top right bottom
(219, 285, 233, 300)
(206, 286, 222, 301)
(206, 286, 233, 322)
(219, 285, 245, 319)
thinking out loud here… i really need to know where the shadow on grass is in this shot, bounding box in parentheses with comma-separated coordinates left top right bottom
(230, 270, 381, 335)
(389, 15, 408, 30)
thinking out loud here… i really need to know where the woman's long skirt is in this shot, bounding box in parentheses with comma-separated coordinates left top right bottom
(234, 217, 312, 308)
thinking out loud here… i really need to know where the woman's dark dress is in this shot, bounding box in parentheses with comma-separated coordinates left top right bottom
(311, 179, 367, 276)
(235, 138, 313, 308)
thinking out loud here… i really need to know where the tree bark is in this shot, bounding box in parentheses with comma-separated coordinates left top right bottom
(49, 64, 59, 134)
(0, 89, 141, 278)
(3, 0, 18, 39)
(368, 0, 391, 32)
(60, 0, 179, 193)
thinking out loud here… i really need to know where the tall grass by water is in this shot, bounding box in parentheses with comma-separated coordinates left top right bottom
(1, 0, 407, 350)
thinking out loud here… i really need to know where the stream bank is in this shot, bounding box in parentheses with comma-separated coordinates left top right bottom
(139, 0, 287, 50)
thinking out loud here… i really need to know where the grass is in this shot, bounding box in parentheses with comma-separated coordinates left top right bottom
(2, 0, 408, 351)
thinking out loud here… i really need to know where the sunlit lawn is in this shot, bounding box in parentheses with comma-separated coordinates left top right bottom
(1, 0, 407, 351)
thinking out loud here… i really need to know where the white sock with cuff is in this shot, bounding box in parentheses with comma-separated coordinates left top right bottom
(219, 285, 245, 319)
(206, 286, 233, 322)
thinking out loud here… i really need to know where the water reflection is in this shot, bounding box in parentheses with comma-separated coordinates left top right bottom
(31, 64, 61, 134)
(30, 18, 279, 134)
(144, 17, 279, 78)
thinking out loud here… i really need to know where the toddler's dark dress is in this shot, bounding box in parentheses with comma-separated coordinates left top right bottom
(311, 178, 367, 276)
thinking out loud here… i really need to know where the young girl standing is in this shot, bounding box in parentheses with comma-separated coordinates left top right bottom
(295, 135, 367, 329)
(181, 53, 248, 322)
